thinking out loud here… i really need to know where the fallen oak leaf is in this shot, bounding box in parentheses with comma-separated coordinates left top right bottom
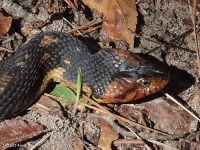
(96, 118, 119, 150)
(85, 116, 119, 150)
(0, 13, 12, 35)
(0, 119, 43, 149)
(82, 0, 137, 47)
(140, 98, 198, 135)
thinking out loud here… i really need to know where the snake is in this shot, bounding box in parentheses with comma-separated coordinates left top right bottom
(0, 32, 169, 120)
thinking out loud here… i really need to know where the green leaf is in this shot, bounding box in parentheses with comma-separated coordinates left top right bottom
(50, 68, 90, 104)
(50, 85, 87, 104)
(50, 84, 76, 101)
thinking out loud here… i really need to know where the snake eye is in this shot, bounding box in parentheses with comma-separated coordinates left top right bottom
(140, 79, 151, 87)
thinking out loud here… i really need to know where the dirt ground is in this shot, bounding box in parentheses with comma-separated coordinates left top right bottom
(0, 0, 200, 150)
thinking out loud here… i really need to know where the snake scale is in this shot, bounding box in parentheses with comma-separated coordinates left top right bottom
(0, 32, 169, 120)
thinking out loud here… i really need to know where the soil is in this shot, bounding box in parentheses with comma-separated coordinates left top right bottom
(0, 0, 200, 150)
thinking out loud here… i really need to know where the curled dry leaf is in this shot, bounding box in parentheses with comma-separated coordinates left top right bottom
(82, 0, 137, 46)
(96, 118, 119, 150)
(0, 13, 12, 35)
(85, 117, 119, 150)
(141, 99, 198, 135)
(0, 119, 43, 149)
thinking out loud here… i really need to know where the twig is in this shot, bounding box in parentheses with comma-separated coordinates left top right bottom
(122, 123, 151, 150)
(63, 17, 83, 36)
(188, 0, 200, 76)
(132, 31, 195, 54)
(29, 132, 51, 150)
(161, 90, 200, 122)
(89, 113, 136, 137)
(89, 113, 184, 141)
(45, 92, 168, 135)
(148, 140, 179, 150)
(82, 95, 168, 135)
(67, 20, 102, 35)
(0, 47, 14, 53)
(113, 139, 145, 146)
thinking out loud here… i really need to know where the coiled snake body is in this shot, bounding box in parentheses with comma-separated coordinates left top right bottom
(0, 32, 169, 120)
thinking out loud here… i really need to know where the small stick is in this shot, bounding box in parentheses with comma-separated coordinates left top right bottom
(67, 20, 102, 34)
(63, 17, 83, 36)
(82, 95, 169, 135)
(161, 90, 200, 122)
(188, 0, 200, 76)
(132, 31, 195, 54)
(29, 133, 51, 150)
(149, 140, 179, 150)
(0, 47, 14, 53)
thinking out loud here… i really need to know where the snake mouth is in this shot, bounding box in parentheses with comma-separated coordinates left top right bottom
(137, 84, 167, 98)
(97, 72, 170, 103)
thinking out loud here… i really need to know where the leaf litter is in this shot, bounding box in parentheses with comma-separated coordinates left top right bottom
(0, 0, 199, 149)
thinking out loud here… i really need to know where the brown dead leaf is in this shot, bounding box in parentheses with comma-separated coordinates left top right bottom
(141, 99, 198, 134)
(34, 95, 63, 116)
(73, 138, 84, 150)
(92, 117, 119, 150)
(84, 116, 119, 149)
(117, 105, 148, 126)
(82, 0, 137, 46)
(0, 119, 43, 149)
(0, 13, 12, 35)
(190, 86, 200, 113)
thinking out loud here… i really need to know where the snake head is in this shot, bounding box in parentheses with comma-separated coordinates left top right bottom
(99, 48, 170, 103)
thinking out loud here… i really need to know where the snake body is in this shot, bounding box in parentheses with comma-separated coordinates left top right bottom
(0, 32, 169, 120)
